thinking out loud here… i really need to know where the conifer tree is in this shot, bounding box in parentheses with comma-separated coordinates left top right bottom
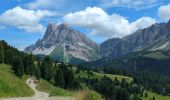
(0, 43, 4, 63)
(55, 68, 65, 88)
(5, 49, 14, 65)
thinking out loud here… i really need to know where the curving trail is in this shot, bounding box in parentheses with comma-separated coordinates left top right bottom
(1, 78, 74, 100)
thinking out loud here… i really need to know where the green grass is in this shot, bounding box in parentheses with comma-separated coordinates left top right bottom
(75, 89, 104, 100)
(36, 76, 104, 99)
(141, 91, 170, 100)
(36, 79, 74, 96)
(0, 64, 33, 97)
(77, 70, 133, 83)
(93, 72, 133, 83)
(144, 52, 169, 60)
(86, 90, 104, 100)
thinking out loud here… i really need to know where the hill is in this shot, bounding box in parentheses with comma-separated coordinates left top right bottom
(0, 64, 33, 97)
(141, 91, 170, 100)
(81, 51, 170, 77)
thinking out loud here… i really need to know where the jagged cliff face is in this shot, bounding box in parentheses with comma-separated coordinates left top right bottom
(25, 23, 100, 63)
(100, 20, 170, 58)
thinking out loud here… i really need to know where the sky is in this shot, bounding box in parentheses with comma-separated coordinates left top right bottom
(0, 0, 170, 50)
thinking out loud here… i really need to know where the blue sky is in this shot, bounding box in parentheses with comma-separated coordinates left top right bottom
(0, 0, 170, 50)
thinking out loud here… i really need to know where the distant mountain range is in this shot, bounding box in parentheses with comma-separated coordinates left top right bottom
(100, 20, 170, 58)
(25, 20, 170, 63)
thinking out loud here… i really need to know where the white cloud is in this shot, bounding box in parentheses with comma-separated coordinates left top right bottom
(63, 7, 157, 38)
(158, 4, 170, 21)
(0, 6, 57, 33)
(100, 0, 161, 10)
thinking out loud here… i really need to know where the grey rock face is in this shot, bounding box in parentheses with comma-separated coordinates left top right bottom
(25, 23, 100, 62)
(100, 20, 170, 58)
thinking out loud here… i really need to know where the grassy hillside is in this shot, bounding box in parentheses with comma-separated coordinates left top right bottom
(36, 79, 104, 100)
(141, 91, 170, 100)
(93, 72, 133, 83)
(76, 69, 133, 83)
(0, 64, 33, 97)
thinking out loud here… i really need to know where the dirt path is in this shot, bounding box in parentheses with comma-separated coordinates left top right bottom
(1, 78, 74, 100)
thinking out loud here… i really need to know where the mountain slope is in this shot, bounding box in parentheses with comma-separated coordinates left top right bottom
(0, 64, 33, 97)
(100, 20, 170, 58)
(25, 23, 100, 63)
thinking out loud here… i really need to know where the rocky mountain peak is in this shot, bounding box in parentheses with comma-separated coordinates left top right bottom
(43, 23, 57, 39)
(24, 22, 100, 63)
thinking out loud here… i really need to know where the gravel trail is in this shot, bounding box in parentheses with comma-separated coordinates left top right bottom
(1, 78, 74, 100)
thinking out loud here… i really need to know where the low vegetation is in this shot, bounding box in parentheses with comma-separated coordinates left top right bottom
(75, 90, 103, 100)
(141, 91, 170, 100)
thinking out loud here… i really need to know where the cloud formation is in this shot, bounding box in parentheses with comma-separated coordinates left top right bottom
(63, 7, 157, 38)
(0, 6, 57, 33)
(100, 0, 161, 10)
(158, 4, 170, 21)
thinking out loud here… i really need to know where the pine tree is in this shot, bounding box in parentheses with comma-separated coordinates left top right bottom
(23, 54, 34, 75)
(13, 56, 24, 77)
(35, 68, 41, 80)
(0, 42, 4, 63)
(40, 56, 53, 80)
(65, 69, 74, 89)
(5, 49, 14, 65)
(17, 58, 24, 78)
(145, 92, 148, 98)
(153, 96, 156, 100)
(55, 68, 65, 88)
(30, 64, 36, 77)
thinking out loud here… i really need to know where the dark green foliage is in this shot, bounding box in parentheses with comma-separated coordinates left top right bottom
(12, 56, 24, 77)
(133, 94, 141, 100)
(133, 72, 170, 95)
(93, 75, 115, 99)
(145, 92, 148, 98)
(55, 68, 65, 88)
(5, 49, 14, 65)
(153, 96, 156, 100)
(115, 88, 130, 100)
(29, 64, 36, 77)
(0, 42, 4, 63)
(92, 75, 131, 100)
(81, 55, 170, 77)
(23, 54, 34, 75)
(34, 68, 41, 80)
(55, 63, 80, 89)
(40, 56, 53, 81)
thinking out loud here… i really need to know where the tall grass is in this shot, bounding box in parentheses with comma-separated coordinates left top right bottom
(75, 89, 103, 100)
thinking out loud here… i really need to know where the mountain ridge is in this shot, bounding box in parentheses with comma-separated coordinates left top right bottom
(100, 20, 170, 58)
